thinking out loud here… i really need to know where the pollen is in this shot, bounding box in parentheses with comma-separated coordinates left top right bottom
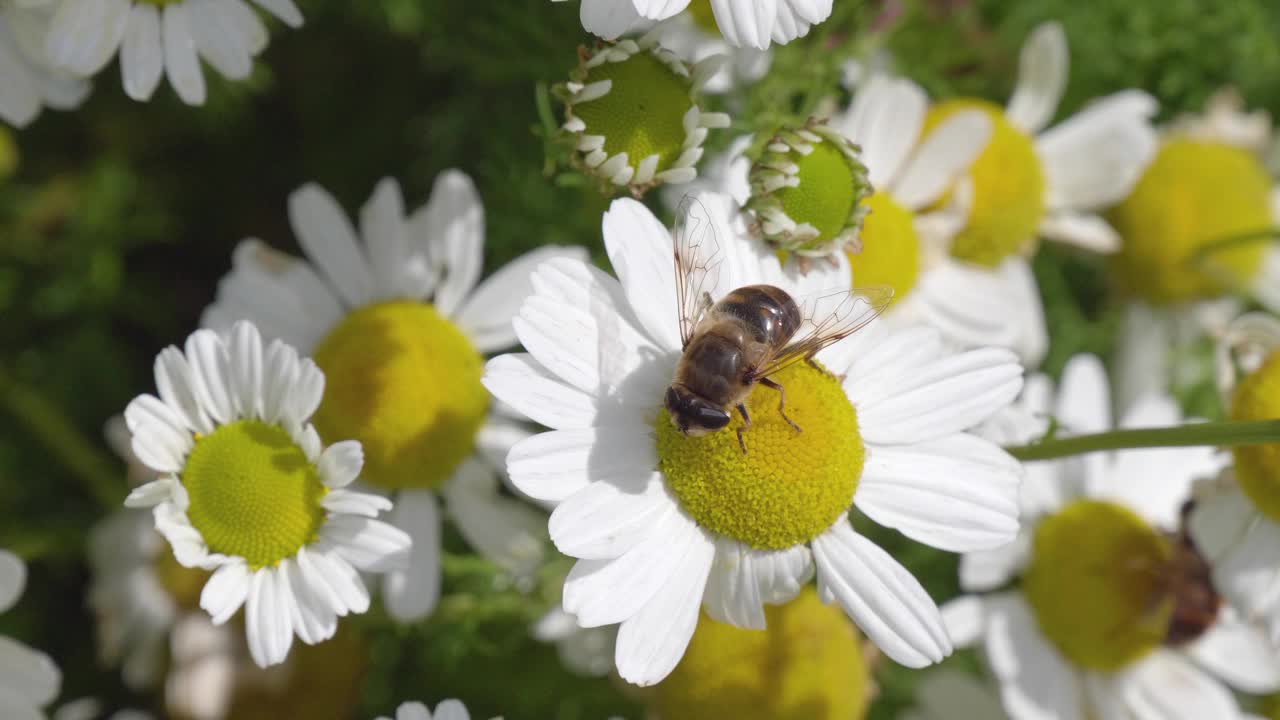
(656, 362, 864, 550)
(573, 51, 694, 173)
(311, 301, 487, 492)
(653, 588, 870, 720)
(181, 420, 327, 570)
(1109, 138, 1272, 303)
(1022, 499, 1173, 672)
(924, 100, 1046, 267)
(848, 192, 921, 302)
(1230, 350, 1280, 522)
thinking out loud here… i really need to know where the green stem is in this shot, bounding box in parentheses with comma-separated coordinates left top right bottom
(1006, 419, 1280, 462)
(1189, 227, 1280, 266)
(0, 368, 122, 509)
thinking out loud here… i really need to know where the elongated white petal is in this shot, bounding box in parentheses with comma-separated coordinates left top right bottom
(710, 0, 777, 50)
(0, 551, 24, 615)
(288, 183, 374, 309)
(420, 170, 484, 316)
(505, 425, 656, 503)
(703, 538, 766, 629)
(382, 489, 441, 622)
(1124, 650, 1240, 720)
(482, 354, 600, 431)
(893, 110, 992, 210)
(1038, 211, 1121, 253)
(456, 247, 588, 352)
(551, 472, 673, 559)
(0, 636, 60, 708)
(983, 593, 1082, 720)
(1037, 90, 1158, 211)
(577, 0, 642, 39)
(1186, 607, 1280, 694)
(1005, 21, 1068, 134)
(161, 4, 206, 105)
(321, 489, 391, 517)
(200, 560, 251, 625)
(323, 515, 412, 572)
(120, 4, 162, 100)
(317, 440, 363, 489)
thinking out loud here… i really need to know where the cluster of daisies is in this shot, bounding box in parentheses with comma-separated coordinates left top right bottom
(4, 1, 1280, 718)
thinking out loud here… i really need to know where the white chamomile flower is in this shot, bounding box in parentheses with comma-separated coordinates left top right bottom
(202, 174, 584, 622)
(1112, 90, 1280, 409)
(1191, 312, 1280, 647)
(122, 321, 412, 668)
(0, 549, 61, 720)
(652, 2, 770, 93)
(946, 354, 1274, 720)
(532, 606, 616, 678)
(919, 20, 1157, 365)
(484, 192, 1025, 685)
(376, 699, 488, 720)
(0, 0, 90, 127)
(900, 669, 1006, 720)
(42, 0, 303, 106)
(553, 0, 833, 49)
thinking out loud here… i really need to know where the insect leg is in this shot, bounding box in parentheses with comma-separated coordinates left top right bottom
(735, 403, 751, 455)
(759, 377, 801, 434)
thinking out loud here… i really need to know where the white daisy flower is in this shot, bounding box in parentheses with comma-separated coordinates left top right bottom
(946, 353, 1275, 720)
(376, 699, 489, 720)
(1112, 90, 1280, 409)
(552, 0, 833, 49)
(900, 669, 1006, 720)
(122, 320, 412, 668)
(42, 0, 303, 106)
(919, 20, 1158, 365)
(202, 174, 585, 622)
(0, 549, 61, 720)
(484, 192, 1025, 685)
(1190, 312, 1280, 647)
(0, 0, 91, 127)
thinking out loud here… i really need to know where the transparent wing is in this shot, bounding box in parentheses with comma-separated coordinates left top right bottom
(752, 285, 894, 380)
(673, 195, 725, 349)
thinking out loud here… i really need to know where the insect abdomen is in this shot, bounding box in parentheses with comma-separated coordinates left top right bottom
(712, 284, 802, 348)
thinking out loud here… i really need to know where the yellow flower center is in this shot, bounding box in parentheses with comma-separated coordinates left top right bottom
(1022, 499, 1173, 672)
(221, 624, 367, 720)
(847, 192, 921, 302)
(312, 301, 487, 492)
(573, 51, 694, 174)
(154, 547, 210, 611)
(1231, 350, 1280, 522)
(1109, 139, 1272, 303)
(776, 140, 863, 248)
(924, 100, 1046, 267)
(686, 0, 720, 34)
(181, 421, 328, 570)
(653, 587, 869, 720)
(656, 362, 864, 550)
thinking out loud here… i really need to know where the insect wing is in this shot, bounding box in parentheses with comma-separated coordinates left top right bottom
(754, 285, 893, 379)
(673, 195, 725, 349)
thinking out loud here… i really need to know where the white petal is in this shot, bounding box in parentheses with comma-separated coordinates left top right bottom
(1005, 21, 1068, 134)
(1185, 607, 1280, 694)
(359, 177, 409, 296)
(855, 434, 1021, 552)
(125, 400, 193, 474)
(431, 699, 471, 720)
(563, 502, 704, 628)
(1210, 517, 1280, 638)
(551, 472, 672, 560)
(382, 489, 441, 622)
(913, 668, 1006, 720)
(631, 0, 690, 20)
(939, 595, 985, 648)
(894, 111, 993, 210)
(161, 4, 206, 105)
(473, 415, 531, 472)
(854, 345, 1024, 445)
(505, 424, 656, 504)
(317, 440, 363, 489)
(200, 560, 250, 625)
(601, 198, 683, 352)
(321, 489, 391, 518)
(455, 247, 588, 352)
(225, 320, 264, 420)
(123, 478, 174, 508)
(613, 519, 715, 686)
(1124, 650, 1241, 720)
(0, 635, 60, 707)
(0, 551, 25, 614)
(120, 4, 162, 100)
(812, 521, 951, 667)
(186, 0, 252, 80)
(958, 531, 1030, 592)
(48, 0, 128, 75)
(771, 0, 829, 44)
(283, 557, 337, 645)
(911, 261, 1027, 355)
(1189, 481, 1254, 562)
(441, 459, 547, 575)
(482, 354, 600, 431)
(250, 0, 303, 27)
(288, 183, 374, 309)
(983, 593, 1082, 720)
(710, 0, 777, 50)
(245, 567, 293, 667)
(299, 545, 369, 616)
(323, 515, 412, 572)
(421, 170, 484, 316)
(183, 329, 234, 424)
(834, 74, 926, 188)
(703, 538, 765, 629)
(282, 357, 324, 424)
(577, 0, 642, 39)
(1037, 90, 1158, 211)
(753, 543, 813, 604)
(1037, 211, 1121, 253)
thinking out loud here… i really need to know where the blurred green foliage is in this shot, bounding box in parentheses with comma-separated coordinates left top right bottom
(2, 0, 1279, 717)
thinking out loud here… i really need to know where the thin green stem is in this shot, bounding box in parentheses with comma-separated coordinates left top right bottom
(0, 368, 122, 509)
(1005, 419, 1280, 462)
(1189, 227, 1280, 267)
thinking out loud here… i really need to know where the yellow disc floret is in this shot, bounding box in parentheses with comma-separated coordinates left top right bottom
(1231, 350, 1280, 522)
(848, 192, 921, 302)
(573, 52, 693, 173)
(1110, 139, 1272, 303)
(182, 420, 327, 569)
(1022, 499, 1172, 671)
(775, 140, 861, 247)
(653, 587, 870, 720)
(924, 100, 1046, 267)
(657, 362, 863, 550)
(312, 301, 487, 492)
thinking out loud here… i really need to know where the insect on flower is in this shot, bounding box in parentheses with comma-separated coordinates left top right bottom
(664, 197, 893, 453)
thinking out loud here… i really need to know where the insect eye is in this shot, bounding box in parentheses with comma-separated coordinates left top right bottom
(697, 405, 730, 429)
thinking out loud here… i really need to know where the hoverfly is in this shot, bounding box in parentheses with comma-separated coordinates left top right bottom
(1158, 500, 1221, 646)
(663, 196, 893, 454)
